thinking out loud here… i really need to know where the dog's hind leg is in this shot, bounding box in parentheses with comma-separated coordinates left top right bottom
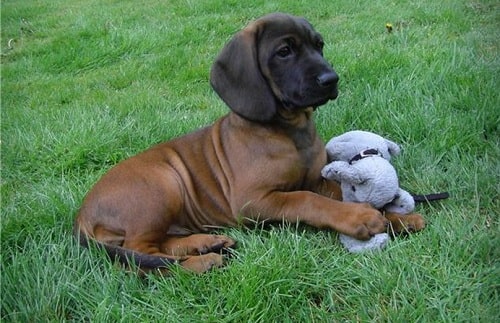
(160, 234, 236, 273)
(178, 253, 226, 273)
(121, 235, 230, 273)
(161, 234, 236, 257)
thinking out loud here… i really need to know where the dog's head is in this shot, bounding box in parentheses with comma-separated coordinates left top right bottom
(210, 13, 339, 122)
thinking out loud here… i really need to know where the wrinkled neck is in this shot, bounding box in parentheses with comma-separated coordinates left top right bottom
(275, 106, 315, 129)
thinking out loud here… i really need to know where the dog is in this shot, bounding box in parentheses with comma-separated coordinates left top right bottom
(74, 13, 424, 273)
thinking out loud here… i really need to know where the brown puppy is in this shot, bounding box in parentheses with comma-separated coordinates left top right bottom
(75, 13, 422, 273)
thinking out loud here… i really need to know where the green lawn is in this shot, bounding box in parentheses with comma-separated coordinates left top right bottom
(1, 0, 499, 321)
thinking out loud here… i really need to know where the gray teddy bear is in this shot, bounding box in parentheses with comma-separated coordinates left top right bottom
(321, 131, 415, 253)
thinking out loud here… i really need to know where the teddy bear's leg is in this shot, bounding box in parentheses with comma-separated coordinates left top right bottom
(339, 233, 390, 253)
(385, 212, 425, 235)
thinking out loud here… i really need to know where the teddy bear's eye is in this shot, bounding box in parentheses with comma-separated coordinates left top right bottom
(351, 186, 356, 192)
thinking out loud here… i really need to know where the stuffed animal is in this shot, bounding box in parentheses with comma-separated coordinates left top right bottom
(322, 157, 415, 212)
(321, 131, 414, 253)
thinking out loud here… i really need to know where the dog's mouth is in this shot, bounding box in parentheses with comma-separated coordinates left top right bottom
(325, 85, 339, 101)
(282, 84, 338, 110)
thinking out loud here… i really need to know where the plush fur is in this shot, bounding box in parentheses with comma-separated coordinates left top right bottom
(322, 131, 418, 253)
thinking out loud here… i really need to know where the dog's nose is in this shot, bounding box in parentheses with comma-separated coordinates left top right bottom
(316, 71, 339, 87)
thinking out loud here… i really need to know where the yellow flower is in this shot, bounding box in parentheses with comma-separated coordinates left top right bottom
(385, 23, 393, 33)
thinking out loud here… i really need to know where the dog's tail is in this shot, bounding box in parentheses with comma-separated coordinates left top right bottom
(412, 192, 450, 203)
(74, 227, 177, 270)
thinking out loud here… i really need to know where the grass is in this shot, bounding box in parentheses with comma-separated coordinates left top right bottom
(1, 0, 499, 321)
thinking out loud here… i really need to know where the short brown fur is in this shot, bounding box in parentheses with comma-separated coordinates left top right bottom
(75, 13, 424, 273)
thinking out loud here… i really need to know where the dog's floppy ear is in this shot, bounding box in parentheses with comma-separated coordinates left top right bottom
(210, 23, 277, 122)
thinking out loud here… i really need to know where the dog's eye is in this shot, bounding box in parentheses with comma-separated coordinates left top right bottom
(277, 46, 292, 58)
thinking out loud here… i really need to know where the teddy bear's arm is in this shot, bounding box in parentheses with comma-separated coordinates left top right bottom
(383, 188, 415, 214)
(321, 161, 365, 184)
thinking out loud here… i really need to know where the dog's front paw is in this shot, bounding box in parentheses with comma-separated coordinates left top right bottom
(344, 203, 389, 240)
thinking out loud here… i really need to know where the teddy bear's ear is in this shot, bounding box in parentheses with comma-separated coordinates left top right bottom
(385, 139, 401, 157)
(321, 161, 365, 184)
